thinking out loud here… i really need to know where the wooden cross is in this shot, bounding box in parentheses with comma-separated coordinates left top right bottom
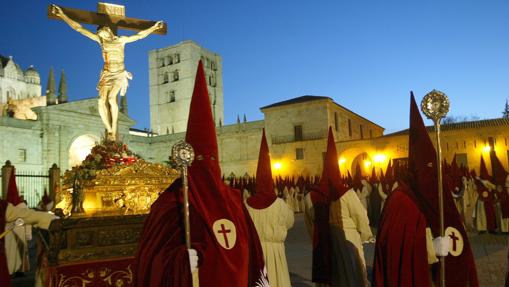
(48, 2, 167, 35)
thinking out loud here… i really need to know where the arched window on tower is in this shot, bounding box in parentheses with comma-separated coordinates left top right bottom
(174, 53, 180, 63)
(168, 90, 176, 103)
(166, 55, 173, 65)
(209, 73, 216, 87)
(173, 70, 179, 82)
(162, 72, 169, 84)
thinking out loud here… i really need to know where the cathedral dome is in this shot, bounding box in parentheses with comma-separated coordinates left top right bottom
(25, 65, 41, 84)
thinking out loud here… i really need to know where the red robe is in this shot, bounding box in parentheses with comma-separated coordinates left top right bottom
(373, 185, 431, 287)
(0, 200, 10, 287)
(134, 179, 267, 287)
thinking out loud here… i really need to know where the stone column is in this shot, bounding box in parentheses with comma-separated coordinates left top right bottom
(48, 163, 61, 202)
(1, 160, 13, 199)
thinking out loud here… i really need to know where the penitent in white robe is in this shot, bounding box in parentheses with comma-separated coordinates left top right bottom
(329, 189, 372, 287)
(4, 203, 54, 274)
(247, 198, 294, 287)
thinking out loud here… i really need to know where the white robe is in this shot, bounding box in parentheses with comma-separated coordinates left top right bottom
(4, 202, 54, 274)
(247, 198, 294, 287)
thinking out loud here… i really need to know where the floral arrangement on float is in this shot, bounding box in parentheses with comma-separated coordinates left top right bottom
(63, 139, 139, 185)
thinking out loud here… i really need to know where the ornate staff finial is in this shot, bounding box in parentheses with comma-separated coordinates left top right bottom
(171, 140, 195, 168)
(421, 89, 450, 122)
(420, 89, 450, 287)
(170, 140, 199, 286)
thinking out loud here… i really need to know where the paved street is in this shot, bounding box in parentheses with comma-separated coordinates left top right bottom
(286, 213, 509, 286)
(12, 213, 509, 286)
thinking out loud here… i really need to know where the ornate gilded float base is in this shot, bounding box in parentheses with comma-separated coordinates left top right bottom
(58, 159, 179, 215)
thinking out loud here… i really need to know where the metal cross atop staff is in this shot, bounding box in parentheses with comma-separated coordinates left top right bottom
(421, 89, 450, 287)
(48, 2, 167, 141)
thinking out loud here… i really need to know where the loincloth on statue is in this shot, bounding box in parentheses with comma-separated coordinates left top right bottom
(97, 69, 133, 97)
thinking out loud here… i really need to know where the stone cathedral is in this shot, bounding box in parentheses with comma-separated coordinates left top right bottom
(1, 40, 509, 204)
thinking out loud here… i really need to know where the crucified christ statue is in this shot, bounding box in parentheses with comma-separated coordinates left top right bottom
(51, 4, 164, 141)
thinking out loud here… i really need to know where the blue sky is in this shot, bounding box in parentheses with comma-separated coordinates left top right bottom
(2, 0, 508, 133)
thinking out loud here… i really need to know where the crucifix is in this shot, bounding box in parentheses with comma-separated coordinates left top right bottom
(48, 3, 167, 141)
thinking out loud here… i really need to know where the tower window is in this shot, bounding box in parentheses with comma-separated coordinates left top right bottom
(174, 53, 180, 63)
(162, 72, 169, 84)
(168, 90, 175, 103)
(172, 70, 179, 81)
(209, 73, 216, 87)
(360, 124, 363, 139)
(166, 55, 173, 65)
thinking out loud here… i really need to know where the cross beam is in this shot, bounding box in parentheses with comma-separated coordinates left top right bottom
(48, 3, 167, 35)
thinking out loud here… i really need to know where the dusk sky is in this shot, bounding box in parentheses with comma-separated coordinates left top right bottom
(2, 0, 508, 133)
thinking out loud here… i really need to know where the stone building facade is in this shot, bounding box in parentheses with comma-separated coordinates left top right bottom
(148, 41, 224, 135)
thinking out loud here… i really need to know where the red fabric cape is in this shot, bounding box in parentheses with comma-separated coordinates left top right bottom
(134, 179, 266, 287)
(0, 200, 10, 287)
(373, 184, 430, 287)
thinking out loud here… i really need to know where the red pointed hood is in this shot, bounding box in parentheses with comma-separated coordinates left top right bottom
(479, 156, 491, 181)
(407, 92, 440, 229)
(490, 152, 508, 186)
(352, 163, 363, 190)
(6, 170, 22, 206)
(313, 127, 347, 203)
(186, 61, 220, 179)
(346, 170, 353, 187)
(370, 167, 377, 184)
(42, 189, 51, 205)
(247, 129, 277, 209)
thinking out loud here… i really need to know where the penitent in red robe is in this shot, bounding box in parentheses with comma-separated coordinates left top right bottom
(134, 179, 266, 287)
(373, 184, 431, 287)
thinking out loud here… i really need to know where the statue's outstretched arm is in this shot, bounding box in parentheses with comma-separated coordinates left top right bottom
(51, 5, 99, 42)
(122, 21, 164, 43)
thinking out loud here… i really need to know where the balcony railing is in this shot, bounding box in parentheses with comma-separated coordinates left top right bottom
(272, 130, 327, 144)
